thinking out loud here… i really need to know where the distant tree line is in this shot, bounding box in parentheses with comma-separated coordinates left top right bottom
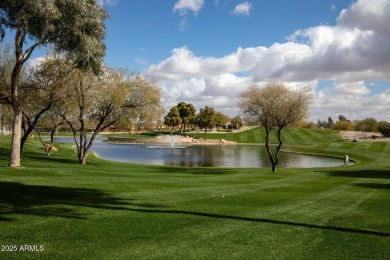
(316, 115, 390, 137)
(163, 101, 234, 139)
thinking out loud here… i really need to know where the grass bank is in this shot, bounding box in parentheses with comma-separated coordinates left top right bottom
(0, 128, 389, 259)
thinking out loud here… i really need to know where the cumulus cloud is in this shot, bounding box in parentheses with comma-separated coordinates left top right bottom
(313, 81, 390, 121)
(232, 2, 252, 16)
(173, 0, 205, 15)
(145, 0, 390, 119)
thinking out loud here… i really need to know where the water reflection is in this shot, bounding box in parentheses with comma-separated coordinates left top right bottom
(55, 137, 349, 168)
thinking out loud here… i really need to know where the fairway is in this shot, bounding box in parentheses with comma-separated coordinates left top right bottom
(0, 129, 389, 259)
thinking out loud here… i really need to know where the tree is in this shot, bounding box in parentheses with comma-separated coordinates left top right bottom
(214, 111, 229, 129)
(354, 118, 378, 133)
(328, 117, 334, 128)
(231, 116, 243, 130)
(239, 83, 313, 172)
(58, 68, 161, 165)
(0, 0, 107, 167)
(195, 106, 215, 140)
(332, 121, 354, 131)
(378, 121, 390, 137)
(176, 102, 196, 135)
(0, 44, 13, 133)
(19, 53, 71, 153)
(338, 115, 348, 122)
(34, 109, 65, 156)
(0, 44, 13, 105)
(164, 106, 182, 135)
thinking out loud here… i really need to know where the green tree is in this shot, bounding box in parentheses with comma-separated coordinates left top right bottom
(164, 106, 182, 135)
(332, 121, 354, 131)
(214, 111, 229, 129)
(0, 44, 13, 104)
(338, 115, 348, 122)
(231, 116, 243, 130)
(378, 121, 390, 137)
(328, 117, 334, 128)
(177, 102, 196, 135)
(0, 0, 107, 166)
(239, 83, 313, 172)
(195, 106, 215, 140)
(354, 117, 378, 133)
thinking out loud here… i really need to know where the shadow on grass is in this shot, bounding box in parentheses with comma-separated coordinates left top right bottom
(22, 152, 79, 165)
(127, 208, 390, 237)
(0, 182, 165, 221)
(354, 183, 390, 190)
(322, 169, 390, 179)
(1, 182, 388, 237)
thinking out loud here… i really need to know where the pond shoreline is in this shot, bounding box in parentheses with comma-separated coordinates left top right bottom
(106, 136, 237, 145)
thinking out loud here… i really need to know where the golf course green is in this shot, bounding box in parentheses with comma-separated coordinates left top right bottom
(0, 128, 389, 259)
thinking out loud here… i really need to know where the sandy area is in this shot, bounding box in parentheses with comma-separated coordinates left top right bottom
(155, 135, 236, 145)
(340, 130, 389, 142)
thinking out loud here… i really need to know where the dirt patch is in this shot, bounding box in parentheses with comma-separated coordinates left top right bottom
(340, 130, 389, 142)
(107, 135, 236, 145)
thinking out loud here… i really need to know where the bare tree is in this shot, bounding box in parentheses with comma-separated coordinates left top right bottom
(33, 109, 65, 157)
(58, 69, 162, 165)
(20, 54, 71, 153)
(239, 83, 313, 172)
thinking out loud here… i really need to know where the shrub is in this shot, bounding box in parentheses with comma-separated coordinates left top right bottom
(299, 121, 318, 129)
(354, 118, 378, 132)
(378, 121, 390, 137)
(332, 121, 354, 131)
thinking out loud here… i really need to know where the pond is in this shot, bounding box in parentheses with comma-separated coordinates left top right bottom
(55, 137, 351, 168)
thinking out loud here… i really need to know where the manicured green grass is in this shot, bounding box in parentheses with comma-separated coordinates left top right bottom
(0, 129, 389, 259)
(190, 127, 343, 144)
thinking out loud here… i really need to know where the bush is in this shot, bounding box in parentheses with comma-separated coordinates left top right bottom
(378, 121, 390, 137)
(332, 121, 354, 131)
(298, 121, 318, 129)
(354, 118, 378, 132)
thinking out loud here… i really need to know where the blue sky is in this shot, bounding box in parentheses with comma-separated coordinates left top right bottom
(104, 0, 350, 71)
(24, 0, 390, 122)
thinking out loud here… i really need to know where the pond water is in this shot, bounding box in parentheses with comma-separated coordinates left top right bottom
(55, 137, 350, 168)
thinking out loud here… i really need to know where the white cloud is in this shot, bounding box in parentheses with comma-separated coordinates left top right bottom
(338, 0, 390, 35)
(313, 81, 390, 121)
(179, 18, 188, 31)
(134, 57, 149, 66)
(27, 56, 47, 69)
(232, 2, 252, 16)
(173, 0, 205, 15)
(145, 0, 390, 119)
(97, 0, 118, 6)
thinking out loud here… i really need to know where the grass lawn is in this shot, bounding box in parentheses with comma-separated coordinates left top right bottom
(0, 128, 389, 259)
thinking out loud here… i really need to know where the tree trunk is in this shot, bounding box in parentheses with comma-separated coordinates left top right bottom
(79, 153, 87, 165)
(264, 127, 277, 173)
(20, 124, 33, 154)
(9, 105, 22, 167)
(204, 128, 207, 140)
(9, 59, 23, 167)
